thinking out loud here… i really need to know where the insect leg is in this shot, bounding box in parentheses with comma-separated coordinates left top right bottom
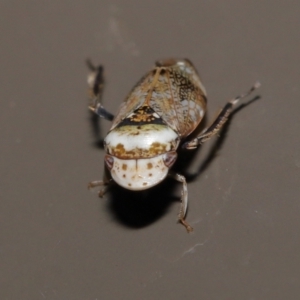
(87, 59, 114, 121)
(183, 81, 261, 150)
(89, 103, 115, 121)
(88, 178, 112, 198)
(169, 172, 193, 232)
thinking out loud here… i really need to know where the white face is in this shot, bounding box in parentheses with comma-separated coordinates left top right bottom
(104, 120, 180, 190)
(105, 152, 177, 191)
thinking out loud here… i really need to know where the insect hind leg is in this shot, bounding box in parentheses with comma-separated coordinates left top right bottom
(183, 81, 261, 150)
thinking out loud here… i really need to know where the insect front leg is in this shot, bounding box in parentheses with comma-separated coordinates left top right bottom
(88, 167, 113, 197)
(169, 172, 193, 232)
(88, 180, 110, 197)
(183, 81, 261, 150)
(86, 59, 114, 121)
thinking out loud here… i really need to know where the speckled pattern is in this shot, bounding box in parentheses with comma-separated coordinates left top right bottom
(110, 59, 207, 137)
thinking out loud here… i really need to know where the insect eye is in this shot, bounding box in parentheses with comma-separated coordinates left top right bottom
(163, 151, 177, 168)
(104, 155, 114, 170)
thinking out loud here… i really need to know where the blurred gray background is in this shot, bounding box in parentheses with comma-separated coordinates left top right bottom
(1, 1, 300, 299)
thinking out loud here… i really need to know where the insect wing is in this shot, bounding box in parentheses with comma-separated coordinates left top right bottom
(110, 71, 154, 130)
(110, 59, 206, 138)
(147, 69, 179, 132)
(150, 60, 207, 137)
(170, 61, 207, 137)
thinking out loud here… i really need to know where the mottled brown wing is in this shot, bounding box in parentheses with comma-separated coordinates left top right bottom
(149, 59, 207, 138)
(110, 70, 155, 130)
(146, 68, 179, 132)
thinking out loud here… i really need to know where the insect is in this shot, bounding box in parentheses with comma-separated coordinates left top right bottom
(87, 58, 260, 232)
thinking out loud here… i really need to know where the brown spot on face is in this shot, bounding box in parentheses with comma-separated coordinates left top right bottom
(143, 182, 148, 186)
(147, 163, 153, 169)
(149, 173, 152, 177)
(123, 174, 126, 178)
(122, 164, 127, 171)
(128, 183, 132, 187)
(112, 143, 126, 157)
(149, 142, 167, 156)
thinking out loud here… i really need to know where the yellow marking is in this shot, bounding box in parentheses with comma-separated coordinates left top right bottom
(129, 113, 156, 123)
(108, 142, 168, 158)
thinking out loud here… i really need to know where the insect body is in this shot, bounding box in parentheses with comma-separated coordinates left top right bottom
(87, 59, 260, 232)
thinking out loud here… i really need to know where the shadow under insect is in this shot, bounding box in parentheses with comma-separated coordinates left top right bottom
(106, 177, 179, 229)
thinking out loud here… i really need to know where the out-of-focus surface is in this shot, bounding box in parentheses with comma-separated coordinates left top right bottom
(1, 1, 299, 299)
